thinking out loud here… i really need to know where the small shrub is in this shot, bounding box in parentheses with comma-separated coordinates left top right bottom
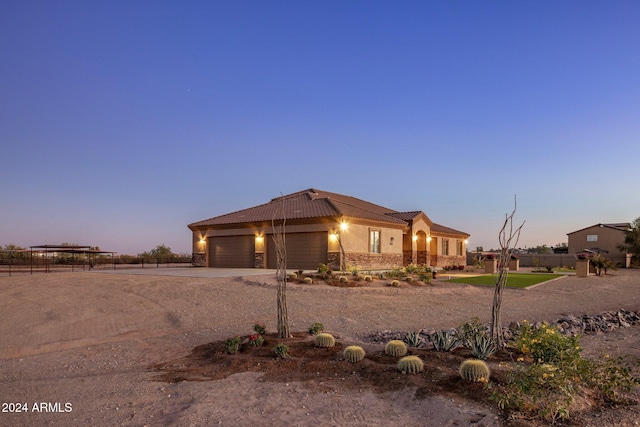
(314, 333, 336, 348)
(459, 359, 490, 382)
(403, 331, 424, 348)
(398, 355, 424, 374)
(248, 334, 264, 347)
(224, 336, 242, 354)
(273, 343, 289, 359)
(511, 321, 581, 364)
(350, 266, 360, 276)
(296, 269, 303, 276)
(418, 272, 432, 283)
(307, 322, 324, 335)
(390, 280, 400, 287)
(455, 317, 487, 348)
(343, 346, 365, 363)
(385, 340, 408, 357)
(253, 322, 266, 335)
(317, 263, 329, 274)
(303, 277, 313, 284)
(429, 330, 460, 352)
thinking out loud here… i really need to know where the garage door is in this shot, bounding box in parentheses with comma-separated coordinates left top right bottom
(266, 232, 328, 270)
(208, 236, 255, 268)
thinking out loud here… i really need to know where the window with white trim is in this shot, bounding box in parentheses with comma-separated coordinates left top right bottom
(443, 239, 449, 256)
(587, 235, 598, 242)
(370, 230, 381, 254)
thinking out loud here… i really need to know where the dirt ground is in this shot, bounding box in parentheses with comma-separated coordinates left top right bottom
(0, 269, 639, 426)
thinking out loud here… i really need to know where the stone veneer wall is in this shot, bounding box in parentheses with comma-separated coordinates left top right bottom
(344, 253, 403, 270)
(254, 253, 265, 269)
(192, 252, 206, 267)
(430, 255, 466, 268)
(327, 252, 340, 271)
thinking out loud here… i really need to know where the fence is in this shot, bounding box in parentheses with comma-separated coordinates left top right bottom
(466, 253, 631, 269)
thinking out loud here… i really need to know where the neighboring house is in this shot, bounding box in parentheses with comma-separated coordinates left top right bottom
(567, 223, 632, 267)
(188, 188, 470, 270)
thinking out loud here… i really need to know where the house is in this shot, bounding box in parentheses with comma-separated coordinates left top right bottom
(188, 188, 470, 270)
(567, 223, 632, 267)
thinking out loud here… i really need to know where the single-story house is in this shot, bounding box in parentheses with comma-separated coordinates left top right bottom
(567, 223, 632, 267)
(188, 188, 469, 270)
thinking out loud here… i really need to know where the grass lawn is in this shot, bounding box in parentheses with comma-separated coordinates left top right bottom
(446, 273, 564, 289)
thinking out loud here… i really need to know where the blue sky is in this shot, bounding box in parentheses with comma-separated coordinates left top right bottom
(1, 1, 639, 255)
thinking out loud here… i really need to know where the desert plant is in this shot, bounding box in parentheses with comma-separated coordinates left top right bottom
(273, 343, 289, 359)
(339, 276, 348, 283)
(455, 317, 487, 347)
(287, 273, 297, 280)
(429, 330, 460, 352)
(248, 334, 264, 347)
(224, 336, 242, 354)
(469, 334, 496, 360)
(384, 267, 405, 278)
(459, 359, 490, 382)
(385, 340, 408, 357)
(397, 355, 424, 374)
(253, 322, 266, 335)
(364, 275, 373, 282)
(350, 266, 360, 276)
(418, 272, 432, 283)
(343, 345, 365, 363)
(307, 322, 324, 335)
(390, 279, 400, 287)
(403, 331, 424, 348)
(317, 263, 330, 274)
(405, 276, 413, 283)
(314, 333, 336, 348)
(303, 277, 313, 284)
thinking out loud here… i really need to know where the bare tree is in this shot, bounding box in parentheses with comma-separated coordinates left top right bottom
(491, 196, 525, 350)
(272, 195, 290, 339)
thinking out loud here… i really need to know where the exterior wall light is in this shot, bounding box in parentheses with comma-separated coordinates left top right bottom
(412, 235, 418, 242)
(389, 237, 394, 245)
(199, 237, 206, 245)
(427, 236, 432, 243)
(256, 235, 264, 243)
(464, 239, 469, 245)
(330, 233, 339, 242)
(340, 222, 348, 231)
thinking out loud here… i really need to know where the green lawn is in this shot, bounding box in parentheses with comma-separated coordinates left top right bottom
(445, 273, 564, 288)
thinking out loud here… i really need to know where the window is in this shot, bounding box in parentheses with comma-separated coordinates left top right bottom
(587, 235, 598, 242)
(370, 230, 381, 254)
(457, 241, 463, 256)
(443, 239, 449, 256)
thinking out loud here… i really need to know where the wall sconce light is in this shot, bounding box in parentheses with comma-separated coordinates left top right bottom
(340, 222, 348, 231)
(389, 237, 394, 245)
(427, 236, 432, 243)
(464, 239, 469, 245)
(199, 237, 206, 245)
(330, 233, 339, 242)
(412, 235, 418, 242)
(256, 235, 264, 243)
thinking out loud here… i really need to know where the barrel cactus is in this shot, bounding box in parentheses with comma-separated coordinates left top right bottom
(303, 277, 313, 284)
(397, 355, 424, 374)
(314, 333, 336, 348)
(385, 340, 408, 357)
(390, 280, 400, 287)
(459, 359, 491, 382)
(343, 345, 365, 363)
(364, 275, 373, 282)
(288, 273, 297, 280)
(339, 276, 349, 283)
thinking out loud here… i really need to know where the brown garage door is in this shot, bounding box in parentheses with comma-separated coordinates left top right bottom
(208, 236, 255, 268)
(266, 232, 328, 270)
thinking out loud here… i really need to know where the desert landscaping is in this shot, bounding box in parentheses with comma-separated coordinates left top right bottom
(1, 268, 639, 426)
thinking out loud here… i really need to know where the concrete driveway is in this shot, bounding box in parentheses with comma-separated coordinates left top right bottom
(88, 267, 277, 278)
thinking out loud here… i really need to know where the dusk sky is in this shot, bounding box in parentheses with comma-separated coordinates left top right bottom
(2, 1, 639, 255)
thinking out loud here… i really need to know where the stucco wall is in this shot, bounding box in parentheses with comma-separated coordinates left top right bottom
(568, 226, 627, 257)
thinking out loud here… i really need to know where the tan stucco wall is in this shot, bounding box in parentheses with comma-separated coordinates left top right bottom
(338, 222, 403, 255)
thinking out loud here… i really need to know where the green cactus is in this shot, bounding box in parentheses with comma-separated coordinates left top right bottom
(287, 273, 297, 280)
(385, 340, 408, 357)
(390, 279, 400, 287)
(397, 355, 424, 374)
(314, 333, 336, 348)
(339, 276, 349, 283)
(459, 359, 491, 382)
(343, 345, 365, 363)
(364, 275, 373, 282)
(406, 276, 413, 283)
(303, 277, 313, 284)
